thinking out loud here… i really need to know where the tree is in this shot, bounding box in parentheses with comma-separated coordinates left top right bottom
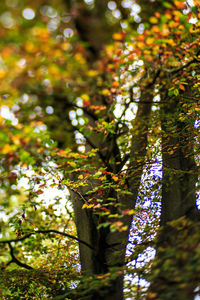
(0, 0, 200, 299)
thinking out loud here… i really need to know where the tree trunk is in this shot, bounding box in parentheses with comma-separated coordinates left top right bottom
(72, 188, 132, 299)
(161, 96, 199, 224)
(148, 90, 200, 299)
(70, 79, 156, 299)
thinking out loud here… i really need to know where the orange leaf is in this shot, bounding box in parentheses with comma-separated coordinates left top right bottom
(36, 189, 44, 195)
(113, 33, 124, 41)
(84, 100, 90, 106)
(112, 81, 120, 87)
(179, 84, 185, 91)
(155, 12, 161, 18)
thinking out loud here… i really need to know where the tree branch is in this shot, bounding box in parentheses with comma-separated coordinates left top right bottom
(163, 49, 200, 74)
(0, 229, 95, 251)
(5, 242, 33, 270)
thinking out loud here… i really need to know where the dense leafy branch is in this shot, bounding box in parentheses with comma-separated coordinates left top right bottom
(164, 49, 200, 74)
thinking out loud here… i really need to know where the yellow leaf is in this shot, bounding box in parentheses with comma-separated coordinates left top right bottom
(54, 49, 62, 57)
(82, 203, 94, 209)
(121, 226, 128, 231)
(87, 204, 95, 208)
(101, 121, 107, 126)
(102, 89, 110, 96)
(165, 12, 172, 20)
(78, 174, 84, 179)
(146, 37, 154, 45)
(61, 42, 70, 50)
(166, 39, 176, 46)
(68, 161, 76, 167)
(138, 42, 145, 48)
(82, 203, 88, 209)
(74, 53, 85, 64)
(24, 42, 37, 53)
(149, 16, 158, 24)
(0, 68, 6, 79)
(87, 70, 98, 77)
(12, 136, 20, 145)
(2, 144, 12, 154)
(81, 94, 90, 101)
(49, 65, 59, 76)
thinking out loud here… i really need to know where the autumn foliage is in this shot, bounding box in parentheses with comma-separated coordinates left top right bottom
(0, 0, 200, 299)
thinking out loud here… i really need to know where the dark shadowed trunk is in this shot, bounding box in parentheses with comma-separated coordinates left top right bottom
(161, 96, 199, 224)
(148, 85, 200, 299)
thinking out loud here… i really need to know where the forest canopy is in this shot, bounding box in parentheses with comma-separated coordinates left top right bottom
(0, 0, 200, 299)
